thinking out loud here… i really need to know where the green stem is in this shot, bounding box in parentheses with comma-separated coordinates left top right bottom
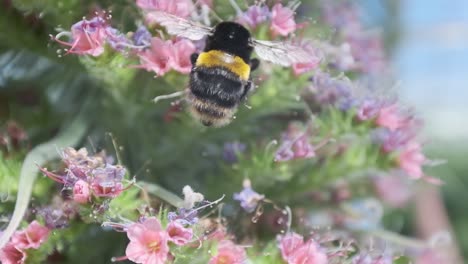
(137, 181, 183, 207)
(0, 116, 88, 248)
(369, 229, 428, 249)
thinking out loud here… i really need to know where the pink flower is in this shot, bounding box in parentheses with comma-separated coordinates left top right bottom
(375, 104, 403, 131)
(279, 233, 304, 260)
(136, 0, 193, 18)
(416, 250, 443, 264)
(171, 38, 196, 74)
(275, 124, 321, 162)
(356, 99, 380, 121)
(166, 221, 193, 246)
(125, 217, 169, 264)
(0, 243, 26, 264)
(54, 17, 108, 56)
(270, 3, 296, 37)
(137, 37, 173, 76)
(278, 233, 328, 264)
(73, 179, 90, 204)
(209, 240, 247, 264)
(398, 141, 425, 179)
(11, 221, 50, 249)
(292, 42, 320, 75)
(373, 175, 411, 208)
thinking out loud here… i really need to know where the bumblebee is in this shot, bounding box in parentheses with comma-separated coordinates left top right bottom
(152, 12, 316, 126)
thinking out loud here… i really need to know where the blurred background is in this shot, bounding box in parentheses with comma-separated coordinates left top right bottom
(362, 0, 468, 261)
(1, 0, 467, 262)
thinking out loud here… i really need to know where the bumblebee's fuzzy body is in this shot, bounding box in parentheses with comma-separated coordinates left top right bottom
(188, 22, 259, 127)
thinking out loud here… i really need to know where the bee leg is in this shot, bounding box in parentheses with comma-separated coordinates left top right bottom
(240, 81, 254, 101)
(190, 53, 199, 65)
(250, 58, 260, 72)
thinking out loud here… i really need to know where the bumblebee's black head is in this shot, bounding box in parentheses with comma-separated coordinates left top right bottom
(205, 22, 253, 63)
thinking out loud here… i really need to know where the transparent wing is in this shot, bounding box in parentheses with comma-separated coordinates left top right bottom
(252, 39, 319, 67)
(146, 11, 213, 40)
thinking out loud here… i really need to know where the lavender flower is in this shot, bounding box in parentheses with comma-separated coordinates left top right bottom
(222, 141, 246, 163)
(237, 5, 270, 29)
(233, 179, 265, 213)
(308, 72, 354, 110)
(275, 123, 323, 162)
(168, 208, 199, 226)
(352, 253, 392, 264)
(105, 27, 131, 51)
(132, 26, 152, 47)
(371, 128, 412, 152)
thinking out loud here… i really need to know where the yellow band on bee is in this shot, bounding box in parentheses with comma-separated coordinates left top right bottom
(196, 50, 250, 80)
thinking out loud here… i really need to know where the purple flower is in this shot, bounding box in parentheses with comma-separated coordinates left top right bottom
(233, 179, 265, 213)
(352, 253, 392, 264)
(371, 128, 412, 152)
(106, 27, 131, 51)
(275, 124, 321, 162)
(356, 99, 381, 121)
(222, 141, 246, 163)
(168, 208, 199, 226)
(132, 26, 152, 47)
(237, 5, 270, 29)
(308, 72, 353, 110)
(38, 200, 76, 229)
(91, 164, 126, 198)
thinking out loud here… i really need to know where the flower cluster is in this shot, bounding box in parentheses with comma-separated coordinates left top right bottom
(320, 1, 386, 73)
(0, 221, 50, 264)
(135, 37, 196, 76)
(236, 3, 297, 37)
(2, 0, 449, 263)
(52, 16, 122, 56)
(40, 147, 130, 204)
(275, 123, 326, 162)
(278, 232, 328, 264)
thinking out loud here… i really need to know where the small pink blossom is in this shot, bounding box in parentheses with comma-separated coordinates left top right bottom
(0, 243, 26, 264)
(137, 37, 173, 76)
(171, 38, 196, 74)
(125, 217, 169, 264)
(292, 41, 320, 75)
(375, 104, 403, 131)
(166, 221, 193, 246)
(357, 99, 380, 121)
(270, 3, 296, 37)
(279, 232, 304, 260)
(278, 233, 328, 264)
(73, 179, 90, 204)
(11, 221, 50, 249)
(54, 17, 108, 56)
(275, 125, 321, 162)
(209, 240, 247, 264)
(398, 141, 425, 179)
(136, 0, 193, 18)
(416, 250, 443, 264)
(373, 175, 411, 208)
